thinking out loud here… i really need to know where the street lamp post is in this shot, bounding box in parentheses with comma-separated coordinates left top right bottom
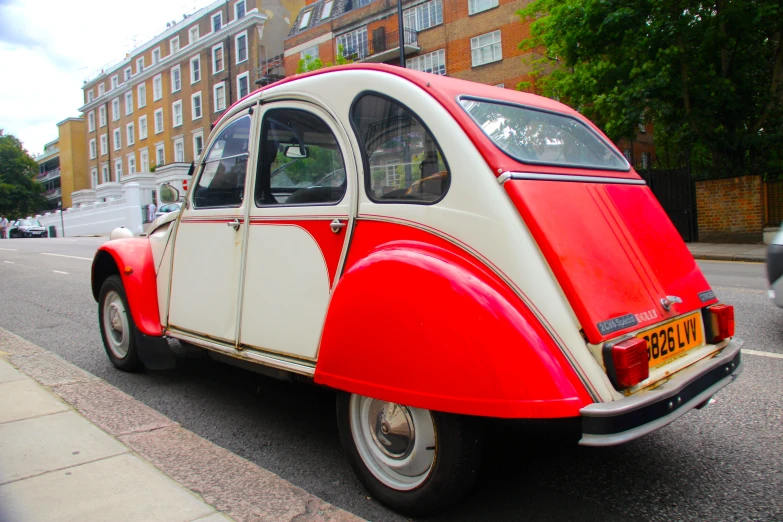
(397, 0, 406, 68)
(58, 201, 65, 238)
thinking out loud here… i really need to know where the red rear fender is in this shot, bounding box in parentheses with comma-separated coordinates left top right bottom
(92, 239, 162, 336)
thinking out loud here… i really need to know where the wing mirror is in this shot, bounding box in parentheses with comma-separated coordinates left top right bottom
(284, 145, 308, 159)
(159, 183, 180, 204)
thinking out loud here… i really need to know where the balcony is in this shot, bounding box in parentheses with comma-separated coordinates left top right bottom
(343, 29, 420, 64)
(38, 168, 61, 183)
(36, 146, 60, 163)
(45, 188, 62, 200)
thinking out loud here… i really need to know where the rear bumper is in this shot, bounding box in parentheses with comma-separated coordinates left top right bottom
(579, 339, 743, 446)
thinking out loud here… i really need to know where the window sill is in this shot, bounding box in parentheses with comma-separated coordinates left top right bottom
(468, 4, 499, 16)
(471, 58, 503, 69)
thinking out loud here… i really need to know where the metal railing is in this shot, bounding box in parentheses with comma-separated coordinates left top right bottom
(44, 188, 62, 199)
(38, 168, 61, 182)
(343, 29, 418, 60)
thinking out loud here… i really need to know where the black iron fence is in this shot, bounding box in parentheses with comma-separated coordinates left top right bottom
(637, 163, 697, 242)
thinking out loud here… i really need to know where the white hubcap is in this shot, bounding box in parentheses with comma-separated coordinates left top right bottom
(102, 290, 130, 358)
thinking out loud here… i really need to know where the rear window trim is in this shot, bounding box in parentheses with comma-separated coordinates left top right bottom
(457, 95, 631, 173)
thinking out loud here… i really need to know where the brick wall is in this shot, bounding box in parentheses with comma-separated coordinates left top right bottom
(696, 175, 763, 243)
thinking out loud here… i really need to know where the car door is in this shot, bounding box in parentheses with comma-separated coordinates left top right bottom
(238, 102, 355, 361)
(167, 112, 255, 344)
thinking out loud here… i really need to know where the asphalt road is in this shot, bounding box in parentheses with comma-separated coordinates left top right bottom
(0, 238, 781, 521)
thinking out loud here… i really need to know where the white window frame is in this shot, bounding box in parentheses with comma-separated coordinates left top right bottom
(174, 137, 185, 163)
(234, 0, 246, 20)
(406, 48, 446, 75)
(170, 36, 180, 55)
(189, 25, 199, 45)
(212, 13, 222, 32)
(127, 122, 135, 146)
(155, 143, 165, 167)
(111, 98, 120, 121)
(299, 9, 313, 29)
(213, 82, 226, 112)
(91, 167, 98, 188)
(89, 138, 97, 159)
(471, 30, 502, 67)
(100, 134, 107, 156)
(191, 92, 202, 120)
(153, 74, 163, 101)
(403, 0, 443, 32)
(139, 115, 148, 140)
(88, 111, 95, 132)
(101, 163, 110, 184)
(154, 108, 164, 134)
(111, 75, 119, 90)
(98, 83, 105, 96)
(87, 89, 94, 102)
(300, 45, 319, 62)
(127, 153, 136, 174)
(140, 149, 149, 172)
(136, 56, 145, 74)
(212, 43, 224, 74)
(125, 91, 133, 115)
(99, 106, 107, 127)
(172, 100, 183, 127)
(468, 0, 498, 15)
(152, 47, 161, 64)
(171, 65, 182, 93)
(193, 131, 204, 159)
(336, 26, 368, 59)
(113, 128, 121, 151)
(123, 67, 132, 81)
(137, 83, 147, 108)
(190, 55, 201, 83)
(114, 158, 123, 179)
(235, 31, 248, 64)
(321, 0, 334, 19)
(236, 72, 250, 99)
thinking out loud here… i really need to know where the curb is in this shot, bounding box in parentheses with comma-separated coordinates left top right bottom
(0, 328, 363, 522)
(691, 253, 765, 263)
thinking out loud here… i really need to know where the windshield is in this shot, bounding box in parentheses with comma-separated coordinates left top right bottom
(18, 220, 42, 226)
(459, 98, 629, 171)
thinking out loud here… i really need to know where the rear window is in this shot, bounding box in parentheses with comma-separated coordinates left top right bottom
(459, 97, 629, 171)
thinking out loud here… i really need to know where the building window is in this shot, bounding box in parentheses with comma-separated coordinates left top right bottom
(193, 132, 204, 158)
(407, 49, 446, 75)
(212, 13, 222, 32)
(100, 134, 107, 155)
(152, 47, 161, 64)
(128, 154, 136, 174)
(170, 36, 180, 55)
(173, 101, 183, 127)
(88, 111, 95, 132)
(125, 92, 133, 115)
(89, 138, 97, 159)
(127, 122, 135, 145)
(87, 89, 94, 102)
(235, 32, 248, 64)
(355, 0, 372, 7)
(471, 30, 502, 67)
(115, 159, 123, 179)
(403, 0, 443, 32)
(174, 138, 185, 162)
(91, 167, 98, 188)
(641, 151, 651, 169)
(98, 83, 105, 96)
(153, 74, 163, 101)
(299, 10, 313, 29)
(140, 149, 149, 172)
(189, 26, 199, 45)
(212, 44, 224, 73)
(124, 67, 132, 81)
(111, 75, 119, 89)
(156, 143, 165, 166)
(468, 0, 498, 15)
(139, 115, 148, 140)
(137, 83, 147, 108)
(321, 0, 333, 19)
(495, 83, 505, 88)
(300, 45, 319, 68)
(237, 72, 249, 99)
(171, 65, 181, 92)
(136, 56, 145, 74)
(214, 82, 226, 112)
(112, 98, 120, 121)
(192, 92, 202, 119)
(336, 26, 368, 60)
(101, 163, 110, 183)
(190, 55, 201, 83)
(113, 128, 121, 151)
(235, 0, 246, 20)
(99, 106, 107, 127)
(154, 109, 164, 134)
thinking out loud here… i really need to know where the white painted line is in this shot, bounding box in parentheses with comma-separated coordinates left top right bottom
(0, 248, 17, 251)
(4, 261, 14, 264)
(743, 349, 783, 360)
(53, 270, 69, 275)
(41, 253, 92, 261)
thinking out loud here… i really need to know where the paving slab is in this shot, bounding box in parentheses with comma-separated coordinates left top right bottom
(0, 453, 217, 522)
(192, 514, 237, 522)
(0, 379, 68, 424)
(0, 410, 128, 484)
(0, 359, 26, 384)
(9, 352, 97, 386)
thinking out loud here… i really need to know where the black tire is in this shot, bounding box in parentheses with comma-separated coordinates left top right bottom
(98, 275, 144, 372)
(336, 392, 483, 516)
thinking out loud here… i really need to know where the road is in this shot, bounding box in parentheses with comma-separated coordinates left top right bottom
(0, 237, 781, 521)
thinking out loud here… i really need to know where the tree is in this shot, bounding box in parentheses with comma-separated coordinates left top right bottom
(517, 0, 783, 177)
(0, 131, 47, 217)
(296, 45, 353, 73)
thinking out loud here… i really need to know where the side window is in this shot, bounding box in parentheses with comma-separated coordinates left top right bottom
(193, 115, 251, 208)
(255, 109, 346, 206)
(351, 93, 449, 203)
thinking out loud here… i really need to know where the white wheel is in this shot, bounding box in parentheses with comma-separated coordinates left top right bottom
(102, 289, 130, 359)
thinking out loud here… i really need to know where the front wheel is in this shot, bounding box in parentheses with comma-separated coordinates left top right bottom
(336, 393, 483, 516)
(98, 275, 144, 372)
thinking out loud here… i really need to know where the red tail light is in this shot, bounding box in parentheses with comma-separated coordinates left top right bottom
(708, 304, 735, 343)
(606, 338, 649, 388)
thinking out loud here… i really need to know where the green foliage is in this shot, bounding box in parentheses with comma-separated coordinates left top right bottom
(517, 0, 783, 178)
(296, 45, 353, 73)
(0, 131, 46, 217)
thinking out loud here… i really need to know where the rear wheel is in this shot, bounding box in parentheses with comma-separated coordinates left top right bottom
(336, 393, 482, 516)
(98, 275, 144, 372)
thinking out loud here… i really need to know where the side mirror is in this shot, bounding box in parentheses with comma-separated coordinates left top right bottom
(159, 183, 180, 204)
(284, 145, 308, 159)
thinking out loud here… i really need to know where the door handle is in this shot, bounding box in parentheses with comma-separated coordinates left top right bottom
(227, 219, 241, 231)
(330, 219, 347, 234)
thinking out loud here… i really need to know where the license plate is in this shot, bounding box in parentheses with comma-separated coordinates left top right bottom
(637, 312, 703, 368)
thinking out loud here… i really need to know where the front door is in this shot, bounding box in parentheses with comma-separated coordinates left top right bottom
(238, 102, 355, 361)
(168, 113, 254, 343)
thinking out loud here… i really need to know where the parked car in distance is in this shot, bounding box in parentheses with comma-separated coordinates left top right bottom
(153, 202, 182, 220)
(766, 227, 783, 307)
(9, 219, 47, 238)
(91, 64, 742, 516)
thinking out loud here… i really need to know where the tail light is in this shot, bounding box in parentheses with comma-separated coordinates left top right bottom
(603, 337, 649, 389)
(707, 304, 735, 343)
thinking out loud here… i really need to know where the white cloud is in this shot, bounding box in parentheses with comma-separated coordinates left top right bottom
(0, 0, 209, 155)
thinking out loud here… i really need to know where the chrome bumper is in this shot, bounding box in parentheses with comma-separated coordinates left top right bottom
(579, 339, 743, 446)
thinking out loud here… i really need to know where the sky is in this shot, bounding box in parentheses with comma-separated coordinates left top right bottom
(0, 0, 213, 157)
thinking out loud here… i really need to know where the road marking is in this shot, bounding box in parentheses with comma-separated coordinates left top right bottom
(53, 270, 69, 275)
(4, 261, 14, 264)
(743, 349, 783, 360)
(41, 253, 92, 261)
(0, 248, 17, 251)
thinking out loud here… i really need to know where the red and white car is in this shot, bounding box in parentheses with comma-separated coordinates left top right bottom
(91, 64, 742, 515)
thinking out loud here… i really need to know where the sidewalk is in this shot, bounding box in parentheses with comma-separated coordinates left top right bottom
(687, 242, 767, 263)
(0, 329, 362, 522)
